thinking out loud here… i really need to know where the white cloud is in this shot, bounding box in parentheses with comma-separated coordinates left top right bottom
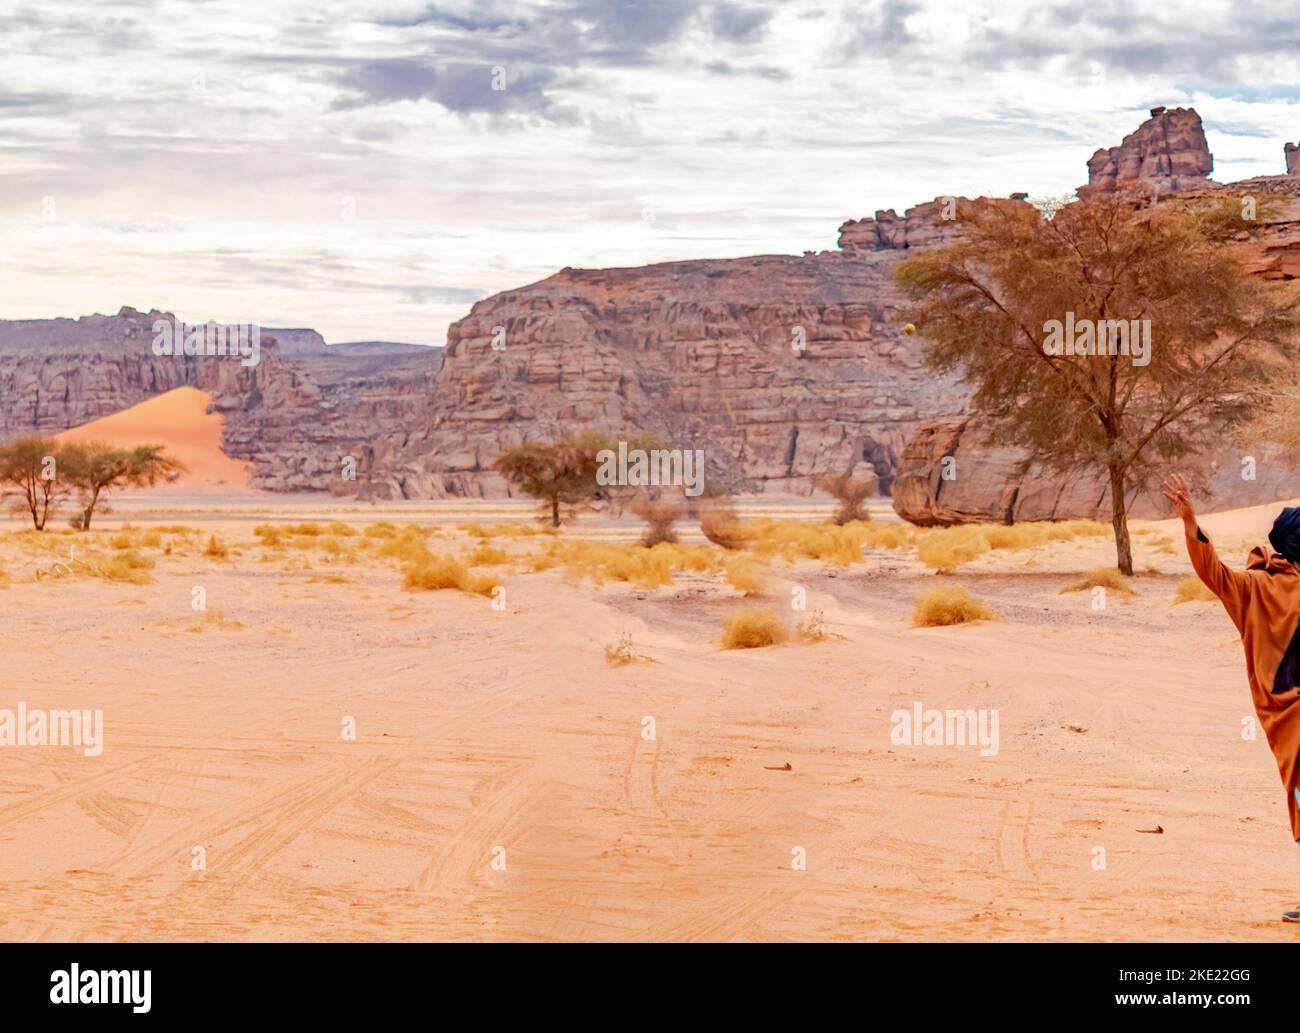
(1, 0, 1297, 342)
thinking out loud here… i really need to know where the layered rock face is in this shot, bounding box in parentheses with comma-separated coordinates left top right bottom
(0, 308, 439, 493)
(893, 418, 1294, 525)
(837, 195, 1032, 252)
(1086, 106, 1213, 193)
(1287, 142, 1300, 177)
(357, 253, 968, 499)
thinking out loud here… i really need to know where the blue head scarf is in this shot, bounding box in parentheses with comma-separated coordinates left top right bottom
(1269, 507, 1300, 563)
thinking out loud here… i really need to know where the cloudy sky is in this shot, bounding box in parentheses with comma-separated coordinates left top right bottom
(2, 0, 1299, 344)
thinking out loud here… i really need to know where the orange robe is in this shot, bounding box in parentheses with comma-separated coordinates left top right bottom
(1187, 528, 1300, 840)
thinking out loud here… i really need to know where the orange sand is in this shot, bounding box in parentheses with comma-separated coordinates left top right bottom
(2, 500, 1300, 941)
(56, 387, 253, 492)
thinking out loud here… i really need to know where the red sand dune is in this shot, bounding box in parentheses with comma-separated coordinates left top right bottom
(55, 386, 253, 492)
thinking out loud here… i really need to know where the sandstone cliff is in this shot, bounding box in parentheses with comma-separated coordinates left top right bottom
(357, 253, 968, 499)
(0, 308, 439, 494)
(1085, 106, 1213, 194)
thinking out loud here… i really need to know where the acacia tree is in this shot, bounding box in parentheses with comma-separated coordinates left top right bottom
(494, 433, 609, 527)
(61, 442, 185, 529)
(0, 437, 70, 530)
(896, 192, 1299, 574)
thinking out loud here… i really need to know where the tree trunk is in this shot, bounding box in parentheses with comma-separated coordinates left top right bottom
(82, 487, 101, 530)
(1108, 463, 1133, 575)
(550, 496, 561, 528)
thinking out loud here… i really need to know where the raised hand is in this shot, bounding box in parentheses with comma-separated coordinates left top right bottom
(1161, 473, 1196, 529)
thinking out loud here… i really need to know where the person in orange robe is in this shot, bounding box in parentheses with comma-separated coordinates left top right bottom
(1164, 474, 1300, 922)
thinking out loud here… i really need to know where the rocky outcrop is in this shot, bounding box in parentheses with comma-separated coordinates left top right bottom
(837, 195, 1033, 252)
(1086, 107, 1213, 194)
(356, 253, 968, 499)
(0, 308, 439, 494)
(892, 418, 1298, 525)
(1287, 142, 1300, 177)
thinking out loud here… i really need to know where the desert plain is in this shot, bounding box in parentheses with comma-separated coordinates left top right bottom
(1, 392, 1298, 942)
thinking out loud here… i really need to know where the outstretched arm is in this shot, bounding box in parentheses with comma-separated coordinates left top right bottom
(1162, 473, 1249, 629)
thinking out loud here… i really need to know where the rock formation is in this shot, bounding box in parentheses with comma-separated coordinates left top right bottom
(357, 253, 968, 499)
(1287, 142, 1300, 177)
(0, 308, 438, 494)
(837, 195, 1032, 252)
(892, 418, 1295, 525)
(1085, 106, 1213, 194)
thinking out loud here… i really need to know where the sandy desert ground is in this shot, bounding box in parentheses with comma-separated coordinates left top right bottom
(0, 387, 1296, 941)
(2, 489, 1300, 943)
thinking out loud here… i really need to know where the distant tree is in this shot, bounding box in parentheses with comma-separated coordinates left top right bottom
(896, 192, 1300, 574)
(494, 434, 609, 527)
(0, 437, 71, 530)
(814, 474, 875, 525)
(60, 442, 185, 529)
(630, 496, 684, 547)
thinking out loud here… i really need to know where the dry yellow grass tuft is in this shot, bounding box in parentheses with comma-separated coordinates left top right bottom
(724, 556, 767, 596)
(1060, 567, 1134, 596)
(204, 534, 229, 558)
(743, 519, 885, 566)
(721, 606, 789, 649)
(402, 555, 499, 596)
(1173, 576, 1216, 604)
(100, 550, 155, 584)
(912, 585, 998, 627)
(915, 520, 1110, 572)
(465, 544, 511, 566)
(461, 522, 557, 538)
(530, 540, 722, 589)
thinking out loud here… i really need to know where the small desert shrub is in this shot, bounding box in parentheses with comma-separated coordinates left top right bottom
(915, 527, 990, 572)
(140, 530, 161, 547)
(912, 586, 998, 627)
(402, 555, 498, 596)
(290, 522, 322, 536)
(327, 521, 358, 537)
(154, 524, 196, 535)
(100, 550, 155, 584)
(253, 524, 285, 546)
(465, 544, 511, 566)
(204, 535, 229, 558)
(1174, 576, 1216, 604)
(815, 474, 875, 526)
(1060, 567, 1134, 596)
(721, 606, 789, 649)
(724, 556, 767, 596)
(797, 608, 833, 642)
(364, 522, 399, 539)
(107, 531, 136, 550)
(604, 630, 651, 666)
(630, 497, 684, 547)
(698, 498, 746, 550)
(379, 530, 434, 565)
